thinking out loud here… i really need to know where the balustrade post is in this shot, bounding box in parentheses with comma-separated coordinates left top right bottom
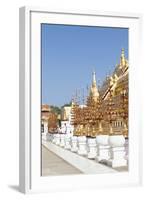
(60, 134, 65, 147)
(64, 134, 71, 150)
(107, 135, 127, 167)
(71, 136, 78, 152)
(95, 135, 110, 163)
(77, 136, 87, 155)
(87, 138, 97, 159)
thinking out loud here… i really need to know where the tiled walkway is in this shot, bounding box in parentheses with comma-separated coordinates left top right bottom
(42, 146, 82, 176)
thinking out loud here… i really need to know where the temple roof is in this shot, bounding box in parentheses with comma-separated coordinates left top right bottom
(99, 49, 129, 100)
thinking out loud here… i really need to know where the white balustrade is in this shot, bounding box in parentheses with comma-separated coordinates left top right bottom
(42, 123, 48, 141)
(71, 136, 78, 152)
(64, 134, 71, 150)
(46, 133, 51, 141)
(77, 136, 87, 156)
(108, 146, 126, 167)
(52, 134, 57, 144)
(96, 134, 110, 162)
(125, 138, 129, 161)
(107, 135, 127, 167)
(43, 121, 48, 135)
(52, 134, 60, 145)
(42, 132, 48, 141)
(55, 134, 61, 145)
(60, 134, 65, 147)
(87, 138, 97, 159)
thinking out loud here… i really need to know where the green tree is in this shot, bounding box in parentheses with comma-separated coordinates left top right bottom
(50, 105, 61, 115)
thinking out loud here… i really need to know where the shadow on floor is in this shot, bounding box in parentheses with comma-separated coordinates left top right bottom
(8, 185, 20, 192)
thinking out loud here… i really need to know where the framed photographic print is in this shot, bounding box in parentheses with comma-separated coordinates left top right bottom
(19, 7, 142, 193)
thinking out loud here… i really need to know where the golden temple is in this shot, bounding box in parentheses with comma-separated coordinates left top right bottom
(71, 49, 128, 138)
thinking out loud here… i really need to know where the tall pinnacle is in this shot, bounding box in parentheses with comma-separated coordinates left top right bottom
(90, 71, 99, 102)
(120, 48, 126, 66)
(92, 71, 97, 87)
(121, 48, 125, 57)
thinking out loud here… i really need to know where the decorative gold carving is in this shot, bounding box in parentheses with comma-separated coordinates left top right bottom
(71, 49, 128, 138)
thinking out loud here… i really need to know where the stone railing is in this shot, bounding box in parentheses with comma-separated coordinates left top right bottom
(43, 132, 128, 168)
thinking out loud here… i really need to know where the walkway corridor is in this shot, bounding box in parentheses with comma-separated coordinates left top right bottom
(42, 145, 82, 176)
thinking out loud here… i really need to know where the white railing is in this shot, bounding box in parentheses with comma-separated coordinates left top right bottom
(43, 132, 128, 168)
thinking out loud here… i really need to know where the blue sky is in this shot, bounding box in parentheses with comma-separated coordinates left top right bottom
(41, 24, 128, 107)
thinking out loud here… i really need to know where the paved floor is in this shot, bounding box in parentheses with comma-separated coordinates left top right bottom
(42, 146, 82, 176)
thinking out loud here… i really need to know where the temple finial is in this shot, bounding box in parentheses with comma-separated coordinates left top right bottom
(121, 48, 125, 57)
(120, 48, 126, 66)
(92, 71, 97, 86)
(89, 70, 99, 102)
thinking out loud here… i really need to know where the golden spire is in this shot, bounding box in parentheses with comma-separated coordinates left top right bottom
(120, 48, 126, 67)
(92, 71, 97, 87)
(121, 48, 124, 56)
(89, 71, 99, 102)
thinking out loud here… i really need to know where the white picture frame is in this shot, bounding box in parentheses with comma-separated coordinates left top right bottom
(19, 6, 143, 194)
